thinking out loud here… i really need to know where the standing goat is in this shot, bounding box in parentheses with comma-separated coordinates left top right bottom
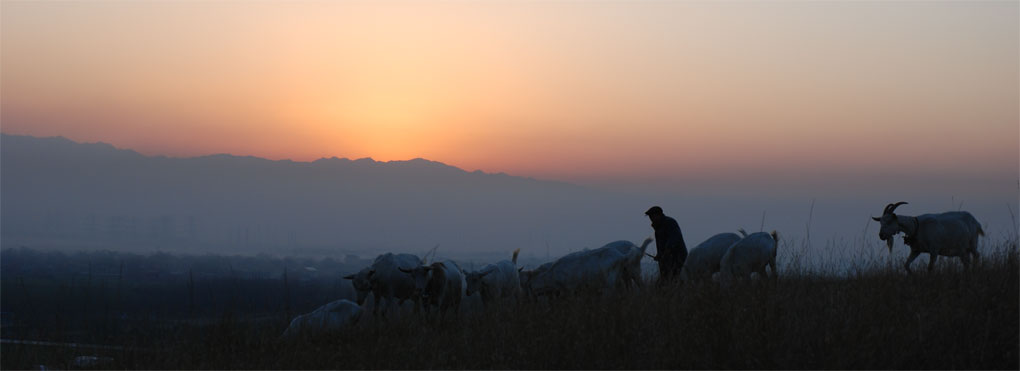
(678, 232, 743, 283)
(342, 253, 422, 316)
(871, 201, 983, 273)
(519, 261, 554, 301)
(527, 247, 622, 297)
(527, 238, 650, 297)
(718, 231, 779, 285)
(400, 259, 465, 316)
(603, 237, 654, 288)
(464, 249, 522, 308)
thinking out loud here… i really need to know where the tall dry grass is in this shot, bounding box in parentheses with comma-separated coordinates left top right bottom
(133, 243, 1020, 368)
(3, 239, 1017, 369)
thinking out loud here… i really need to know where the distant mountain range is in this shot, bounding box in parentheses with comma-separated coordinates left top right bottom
(4, 133, 1014, 265)
(0, 134, 646, 258)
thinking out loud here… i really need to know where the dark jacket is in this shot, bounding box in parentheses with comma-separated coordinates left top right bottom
(652, 215, 688, 263)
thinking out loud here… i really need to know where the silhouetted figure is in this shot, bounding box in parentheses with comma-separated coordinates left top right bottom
(645, 206, 688, 284)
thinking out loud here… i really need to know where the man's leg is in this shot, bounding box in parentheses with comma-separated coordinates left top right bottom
(658, 257, 675, 285)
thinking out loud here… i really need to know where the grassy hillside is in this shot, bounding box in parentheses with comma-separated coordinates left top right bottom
(2, 242, 1017, 369)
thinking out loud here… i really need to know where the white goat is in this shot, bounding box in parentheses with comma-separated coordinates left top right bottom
(602, 238, 654, 288)
(427, 260, 465, 315)
(519, 261, 555, 301)
(342, 266, 374, 306)
(528, 239, 650, 297)
(282, 299, 362, 339)
(464, 249, 522, 308)
(719, 231, 779, 285)
(872, 201, 984, 273)
(342, 253, 422, 315)
(679, 232, 743, 282)
(528, 248, 620, 297)
(400, 259, 465, 316)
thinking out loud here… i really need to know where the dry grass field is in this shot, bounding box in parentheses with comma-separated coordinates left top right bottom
(2, 240, 1017, 370)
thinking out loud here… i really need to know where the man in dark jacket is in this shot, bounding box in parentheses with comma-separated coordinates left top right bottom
(645, 206, 688, 284)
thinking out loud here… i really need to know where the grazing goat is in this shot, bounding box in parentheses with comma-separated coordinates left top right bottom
(872, 201, 984, 273)
(519, 261, 555, 301)
(719, 231, 779, 285)
(528, 238, 650, 297)
(282, 299, 362, 339)
(528, 247, 621, 297)
(464, 249, 522, 308)
(679, 232, 743, 282)
(343, 253, 422, 315)
(400, 260, 465, 316)
(602, 238, 654, 288)
(342, 266, 374, 305)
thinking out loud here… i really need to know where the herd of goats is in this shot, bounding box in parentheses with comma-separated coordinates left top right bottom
(282, 202, 985, 338)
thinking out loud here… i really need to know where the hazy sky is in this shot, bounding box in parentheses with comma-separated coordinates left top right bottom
(2, 1, 1017, 191)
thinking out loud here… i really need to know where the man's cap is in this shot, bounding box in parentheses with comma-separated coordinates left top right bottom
(645, 206, 664, 216)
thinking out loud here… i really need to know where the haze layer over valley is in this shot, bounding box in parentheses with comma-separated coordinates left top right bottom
(2, 134, 1016, 267)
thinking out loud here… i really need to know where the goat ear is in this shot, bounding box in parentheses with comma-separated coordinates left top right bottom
(871, 216, 881, 222)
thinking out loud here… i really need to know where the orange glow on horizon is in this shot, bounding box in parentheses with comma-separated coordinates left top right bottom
(1, 1, 1016, 184)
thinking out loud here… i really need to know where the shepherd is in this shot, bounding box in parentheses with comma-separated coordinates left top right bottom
(645, 206, 688, 284)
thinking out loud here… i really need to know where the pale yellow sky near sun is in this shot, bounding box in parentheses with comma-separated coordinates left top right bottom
(2, 1, 1017, 184)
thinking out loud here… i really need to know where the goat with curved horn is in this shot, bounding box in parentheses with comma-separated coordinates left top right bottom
(873, 202, 909, 230)
(871, 201, 983, 273)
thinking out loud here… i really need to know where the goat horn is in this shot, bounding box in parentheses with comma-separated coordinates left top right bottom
(886, 201, 908, 214)
(885, 202, 909, 214)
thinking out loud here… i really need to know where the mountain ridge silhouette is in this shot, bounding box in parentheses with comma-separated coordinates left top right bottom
(1, 133, 627, 257)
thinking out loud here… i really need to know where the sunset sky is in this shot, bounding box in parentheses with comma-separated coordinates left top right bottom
(2, 1, 1017, 191)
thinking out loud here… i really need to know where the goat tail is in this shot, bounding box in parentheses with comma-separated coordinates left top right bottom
(628, 237, 654, 265)
(771, 230, 780, 257)
(639, 237, 653, 256)
(512, 248, 521, 265)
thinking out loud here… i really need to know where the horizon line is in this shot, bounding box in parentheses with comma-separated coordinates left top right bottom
(0, 131, 559, 182)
